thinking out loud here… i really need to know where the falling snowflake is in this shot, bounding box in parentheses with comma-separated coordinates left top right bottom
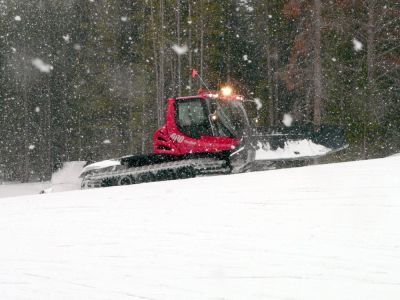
(103, 139, 111, 144)
(352, 38, 363, 52)
(28, 145, 35, 150)
(14, 16, 21, 21)
(62, 34, 70, 43)
(238, 0, 254, 12)
(172, 44, 188, 56)
(243, 55, 248, 61)
(282, 113, 293, 127)
(254, 98, 262, 110)
(121, 16, 128, 22)
(32, 58, 53, 73)
(35, 107, 40, 113)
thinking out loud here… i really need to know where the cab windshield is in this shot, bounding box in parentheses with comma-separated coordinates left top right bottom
(208, 99, 249, 138)
(175, 97, 249, 139)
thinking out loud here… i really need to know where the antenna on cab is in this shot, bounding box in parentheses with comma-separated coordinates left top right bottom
(192, 69, 211, 93)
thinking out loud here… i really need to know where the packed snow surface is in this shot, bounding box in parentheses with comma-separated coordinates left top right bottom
(255, 139, 331, 160)
(0, 156, 400, 299)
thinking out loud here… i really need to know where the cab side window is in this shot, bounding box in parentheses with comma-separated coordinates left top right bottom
(176, 99, 212, 139)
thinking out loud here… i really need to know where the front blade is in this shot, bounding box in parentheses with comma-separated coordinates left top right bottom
(251, 124, 348, 162)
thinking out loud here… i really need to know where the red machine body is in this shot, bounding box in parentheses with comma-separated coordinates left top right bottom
(153, 94, 241, 156)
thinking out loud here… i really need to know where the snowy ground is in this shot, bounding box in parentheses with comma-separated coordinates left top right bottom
(0, 156, 399, 299)
(0, 161, 84, 198)
(0, 181, 50, 198)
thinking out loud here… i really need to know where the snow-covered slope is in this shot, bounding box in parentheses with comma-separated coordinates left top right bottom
(0, 181, 50, 198)
(0, 161, 84, 198)
(0, 157, 399, 300)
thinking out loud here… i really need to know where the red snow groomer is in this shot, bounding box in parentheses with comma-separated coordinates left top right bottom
(80, 85, 347, 188)
(154, 88, 245, 157)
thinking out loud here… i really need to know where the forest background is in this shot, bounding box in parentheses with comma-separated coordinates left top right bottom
(0, 0, 398, 181)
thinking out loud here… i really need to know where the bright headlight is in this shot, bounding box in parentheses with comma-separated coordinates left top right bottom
(220, 86, 233, 97)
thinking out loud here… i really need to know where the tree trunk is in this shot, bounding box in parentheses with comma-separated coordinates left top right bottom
(188, 2, 193, 92)
(150, 1, 160, 125)
(313, 0, 323, 126)
(159, 0, 165, 126)
(22, 65, 30, 182)
(273, 51, 279, 123)
(176, 0, 181, 96)
(200, 0, 205, 80)
(364, 0, 376, 158)
(265, 4, 274, 126)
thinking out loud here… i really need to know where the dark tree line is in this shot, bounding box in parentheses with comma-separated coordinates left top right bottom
(0, 0, 399, 182)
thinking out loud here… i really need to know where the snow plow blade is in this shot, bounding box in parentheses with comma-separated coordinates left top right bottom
(248, 124, 348, 164)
